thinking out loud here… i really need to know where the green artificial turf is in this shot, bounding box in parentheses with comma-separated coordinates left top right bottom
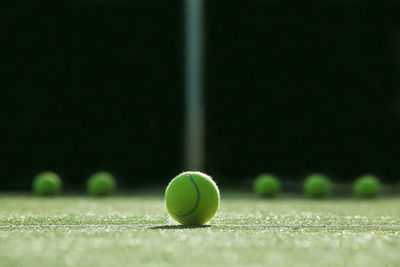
(1, 192, 400, 266)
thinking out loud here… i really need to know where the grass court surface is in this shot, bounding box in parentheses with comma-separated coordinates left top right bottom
(0, 192, 399, 267)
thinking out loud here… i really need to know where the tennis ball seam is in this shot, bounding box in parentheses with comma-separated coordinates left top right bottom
(169, 174, 200, 217)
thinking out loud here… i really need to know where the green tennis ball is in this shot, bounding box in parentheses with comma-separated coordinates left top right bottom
(253, 174, 281, 197)
(87, 171, 116, 196)
(304, 173, 331, 198)
(353, 174, 381, 198)
(165, 171, 220, 225)
(33, 171, 62, 196)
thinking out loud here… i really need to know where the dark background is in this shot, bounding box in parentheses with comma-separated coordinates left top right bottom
(1, 1, 400, 190)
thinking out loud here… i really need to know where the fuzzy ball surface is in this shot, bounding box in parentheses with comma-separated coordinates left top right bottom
(253, 174, 281, 197)
(87, 172, 116, 196)
(165, 171, 220, 225)
(33, 171, 62, 196)
(304, 173, 331, 198)
(353, 175, 381, 198)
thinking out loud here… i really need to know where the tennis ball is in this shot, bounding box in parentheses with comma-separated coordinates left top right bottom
(253, 174, 281, 197)
(303, 173, 331, 198)
(33, 171, 62, 196)
(353, 174, 381, 198)
(165, 171, 220, 225)
(87, 171, 116, 196)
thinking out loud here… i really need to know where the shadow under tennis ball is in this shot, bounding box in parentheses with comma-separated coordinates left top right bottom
(149, 225, 211, 230)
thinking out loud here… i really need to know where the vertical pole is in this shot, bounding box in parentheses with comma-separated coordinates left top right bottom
(184, 0, 205, 170)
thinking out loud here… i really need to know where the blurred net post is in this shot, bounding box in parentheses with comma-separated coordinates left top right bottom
(184, 0, 205, 170)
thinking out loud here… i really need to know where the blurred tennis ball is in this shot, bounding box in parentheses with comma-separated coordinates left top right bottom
(303, 173, 331, 198)
(87, 171, 116, 196)
(353, 174, 381, 198)
(165, 171, 220, 225)
(253, 174, 281, 197)
(33, 171, 62, 196)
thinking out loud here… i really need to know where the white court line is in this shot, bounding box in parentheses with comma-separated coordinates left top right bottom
(0, 223, 400, 229)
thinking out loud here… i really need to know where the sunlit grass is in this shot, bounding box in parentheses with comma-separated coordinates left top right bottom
(0, 192, 399, 266)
